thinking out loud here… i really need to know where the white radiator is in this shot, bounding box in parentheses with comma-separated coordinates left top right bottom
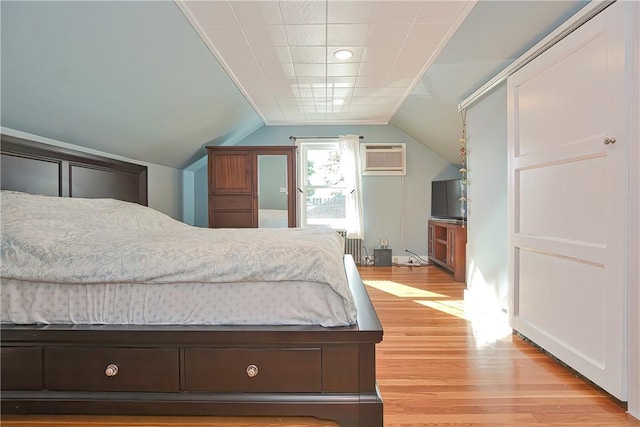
(336, 229, 362, 265)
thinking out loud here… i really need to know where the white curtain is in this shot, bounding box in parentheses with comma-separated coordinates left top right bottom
(339, 134, 364, 240)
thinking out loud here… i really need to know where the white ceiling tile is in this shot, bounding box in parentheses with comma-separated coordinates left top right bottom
(415, 1, 469, 23)
(332, 87, 354, 98)
(296, 76, 326, 86)
(279, 1, 326, 24)
(253, 46, 292, 69)
(358, 62, 390, 78)
(355, 75, 388, 88)
(242, 25, 288, 46)
(298, 87, 314, 97)
(277, 98, 302, 106)
(252, 95, 280, 110)
(370, 1, 422, 23)
(362, 43, 401, 63)
(280, 104, 303, 113)
(283, 110, 305, 121)
(347, 104, 371, 112)
(327, 63, 359, 77)
(266, 74, 296, 90)
(183, 1, 238, 26)
(231, 1, 283, 25)
(377, 87, 407, 97)
(212, 40, 255, 68)
(282, 62, 296, 78)
(249, 92, 275, 106)
(290, 46, 326, 63)
(271, 85, 300, 98)
(312, 87, 328, 97)
(183, 0, 473, 125)
(353, 87, 379, 97)
(326, 76, 357, 87)
(285, 25, 326, 46)
(350, 96, 377, 105)
(327, 24, 369, 46)
(366, 24, 410, 46)
(294, 63, 326, 77)
(393, 44, 437, 74)
(405, 23, 452, 45)
(374, 96, 402, 105)
(386, 76, 416, 88)
(327, 1, 375, 24)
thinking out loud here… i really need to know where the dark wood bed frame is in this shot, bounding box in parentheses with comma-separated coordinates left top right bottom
(0, 134, 384, 427)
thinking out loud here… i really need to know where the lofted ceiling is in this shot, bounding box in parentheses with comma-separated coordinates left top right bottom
(177, 0, 476, 125)
(0, 1, 588, 169)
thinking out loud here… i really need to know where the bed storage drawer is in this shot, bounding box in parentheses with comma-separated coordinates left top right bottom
(213, 194, 252, 210)
(185, 348, 322, 392)
(212, 211, 253, 228)
(1, 347, 42, 390)
(44, 347, 179, 392)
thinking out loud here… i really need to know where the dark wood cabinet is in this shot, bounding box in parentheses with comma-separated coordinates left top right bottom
(207, 146, 297, 228)
(428, 220, 467, 282)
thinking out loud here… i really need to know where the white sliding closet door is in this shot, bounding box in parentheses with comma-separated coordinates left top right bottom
(507, 2, 627, 399)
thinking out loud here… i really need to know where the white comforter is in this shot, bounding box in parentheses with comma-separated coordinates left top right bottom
(0, 191, 356, 325)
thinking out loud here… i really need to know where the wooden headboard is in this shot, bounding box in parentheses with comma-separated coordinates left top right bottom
(0, 134, 148, 205)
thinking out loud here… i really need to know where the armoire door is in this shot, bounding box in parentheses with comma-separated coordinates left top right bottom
(507, 2, 627, 399)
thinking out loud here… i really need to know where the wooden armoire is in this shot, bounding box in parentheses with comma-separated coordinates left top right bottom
(206, 146, 297, 228)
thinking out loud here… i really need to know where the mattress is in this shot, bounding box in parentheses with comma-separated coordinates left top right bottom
(1, 278, 352, 326)
(0, 191, 356, 326)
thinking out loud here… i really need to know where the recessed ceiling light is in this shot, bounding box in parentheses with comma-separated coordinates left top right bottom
(333, 49, 353, 60)
(333, 99, 345, 105)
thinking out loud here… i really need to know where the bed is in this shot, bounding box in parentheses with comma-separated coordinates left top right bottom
(0, 134, 383, 427)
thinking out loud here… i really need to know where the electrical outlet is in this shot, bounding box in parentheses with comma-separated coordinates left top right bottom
(393, 257, 399, 264)
(380, 238, 388, 247)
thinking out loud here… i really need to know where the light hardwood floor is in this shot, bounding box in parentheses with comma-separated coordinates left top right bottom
(3, 265, 639, 427)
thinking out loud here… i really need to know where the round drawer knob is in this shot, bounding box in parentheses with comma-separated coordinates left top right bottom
(105, 363, 119, 377)
(246, 364, 259, 378)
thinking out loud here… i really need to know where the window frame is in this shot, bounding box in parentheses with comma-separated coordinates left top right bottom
(297, 140, 347, 229)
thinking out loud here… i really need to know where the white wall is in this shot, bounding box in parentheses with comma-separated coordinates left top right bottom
(465, 85, 509, 321)
(1, 127, 184, 220)
(188, 124, 458, 258)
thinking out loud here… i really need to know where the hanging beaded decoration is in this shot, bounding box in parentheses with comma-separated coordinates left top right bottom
(458, 109, 468, 223)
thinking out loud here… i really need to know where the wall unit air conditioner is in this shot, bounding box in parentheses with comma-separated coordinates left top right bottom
(361, 143, 406, 176)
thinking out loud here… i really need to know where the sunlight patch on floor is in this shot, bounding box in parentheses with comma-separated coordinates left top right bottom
(363, 280, 447, 298)
(363, 278, 512, 344)
(414, 299, 469, 320)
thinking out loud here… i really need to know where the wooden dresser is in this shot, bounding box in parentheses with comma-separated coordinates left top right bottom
(428, 220, 467, 282)
(207, 146, 297, 228)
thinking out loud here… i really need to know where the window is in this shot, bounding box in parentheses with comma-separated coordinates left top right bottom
(299, 141, 347, 228)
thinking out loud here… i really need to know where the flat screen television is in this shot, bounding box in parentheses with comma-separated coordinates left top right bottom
(431, 178, 466, 221)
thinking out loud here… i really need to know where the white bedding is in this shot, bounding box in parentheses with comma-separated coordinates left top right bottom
(0, 191, 356, 326)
